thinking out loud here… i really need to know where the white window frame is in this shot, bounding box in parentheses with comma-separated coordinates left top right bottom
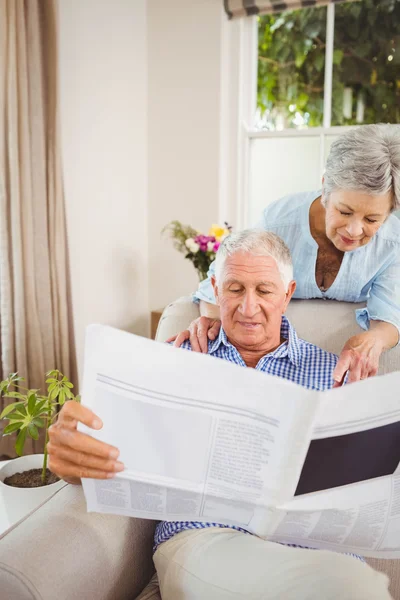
(218, 4, 358, 230)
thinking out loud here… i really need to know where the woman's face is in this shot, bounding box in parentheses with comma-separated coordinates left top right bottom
(323, 189, 392, 252)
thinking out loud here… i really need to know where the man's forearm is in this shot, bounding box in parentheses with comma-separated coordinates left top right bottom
(199, 300, 220, 319)
(369, 320, 399, 350)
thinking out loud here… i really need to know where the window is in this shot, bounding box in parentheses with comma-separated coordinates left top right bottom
(239, 0, 400, 226)
(332, 0, 400, 126)
(257, 5, 327, 130)
(256, 0, 400, 131)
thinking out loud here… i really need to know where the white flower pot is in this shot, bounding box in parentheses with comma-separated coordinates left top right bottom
(0, 454, 65, 527)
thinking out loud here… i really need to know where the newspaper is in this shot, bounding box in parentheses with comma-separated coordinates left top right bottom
(79, 324, 400, 559)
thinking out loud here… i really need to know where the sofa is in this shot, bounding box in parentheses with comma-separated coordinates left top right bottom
(0, 296, 399, 599)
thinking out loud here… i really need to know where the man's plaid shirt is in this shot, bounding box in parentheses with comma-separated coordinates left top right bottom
(154, 316, 351, 555)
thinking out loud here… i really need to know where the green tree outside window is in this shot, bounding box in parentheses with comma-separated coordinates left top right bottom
(257, 0, 400, 129)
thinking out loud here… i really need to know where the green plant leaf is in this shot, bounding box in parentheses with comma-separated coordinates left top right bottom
(303, 21, 321, 38)
(6, 411, 26, 421)
(0, 401, 24, 420)
(3, 422, 22, 435)
(0, 380, 9, 394)
(28, 424, 39, 440)
(15, 427, 28, 456)
(297, 92, 309, 108)
(32, 399, 48, 416)
(49, 387, 60, 401)
(28, 393, 37, 414)
(58, 389, 66, 406)
(64, 388, 74, 399)
(295, 52, 307, 68)
(46, 370, 59, 378)
(15, 405, 28, 417)
(32, 417, 45, 428)
(75, 395, 81, 404)
(5, 375, 24, 390)
(333, 49, 344, 65)
(270, 16, 285, 33)
(9, 373, 24, 383)
(314, 53, 325, 72)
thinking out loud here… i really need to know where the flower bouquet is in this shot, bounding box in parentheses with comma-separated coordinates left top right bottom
(163, 221, 232, 281)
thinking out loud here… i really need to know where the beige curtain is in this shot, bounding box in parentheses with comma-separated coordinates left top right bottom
(224, 0, 360, 19)
(0, 0, 76, 457)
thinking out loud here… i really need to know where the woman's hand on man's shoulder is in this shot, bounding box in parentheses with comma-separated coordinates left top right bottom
(166, 317, 221, 353)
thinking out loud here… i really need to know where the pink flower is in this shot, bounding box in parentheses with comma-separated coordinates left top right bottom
(213, 241, 220, 252)
(195, 234, 216, 253)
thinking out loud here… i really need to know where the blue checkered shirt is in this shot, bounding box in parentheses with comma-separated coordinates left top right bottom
(154, 317, 362, 561)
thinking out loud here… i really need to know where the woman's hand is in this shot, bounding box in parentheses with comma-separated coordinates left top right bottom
(166, 317, 222, 353)
(333, 331, 384, 387)
(47, 401, 124, 484)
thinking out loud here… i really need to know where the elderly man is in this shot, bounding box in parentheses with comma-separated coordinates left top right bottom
(48, 230, 392, 600)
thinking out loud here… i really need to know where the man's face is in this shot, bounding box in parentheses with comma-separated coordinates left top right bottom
(211, 252, 296, 351)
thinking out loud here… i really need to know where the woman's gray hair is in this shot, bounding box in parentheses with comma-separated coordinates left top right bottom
(214, 229, 293, 290)
(322, 124, 400, 210)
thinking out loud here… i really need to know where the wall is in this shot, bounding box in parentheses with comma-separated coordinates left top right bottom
(147, 0, 224, 310)
(58, 0, 149, 378)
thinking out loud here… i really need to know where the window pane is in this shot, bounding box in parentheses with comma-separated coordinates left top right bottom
(331, 0, 400, 126)
(248, 136, 322, 225)
(257, 7, 327, 131)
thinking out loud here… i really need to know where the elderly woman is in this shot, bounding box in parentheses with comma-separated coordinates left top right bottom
(172, 124, 400, 385)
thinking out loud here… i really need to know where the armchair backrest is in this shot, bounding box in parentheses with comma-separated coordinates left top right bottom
(156, 297, 400, 376)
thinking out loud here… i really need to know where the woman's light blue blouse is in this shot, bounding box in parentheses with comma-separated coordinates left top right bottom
(194, 190, 400, 340)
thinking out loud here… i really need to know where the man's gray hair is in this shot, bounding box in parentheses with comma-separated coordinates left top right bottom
(322, 124, 400, 210)
(214, 229, 293, 290)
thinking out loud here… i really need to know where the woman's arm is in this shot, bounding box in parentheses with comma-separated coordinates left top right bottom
(333, 255, 400, 385)
(355, 254, 400, 348)
(193, 261, 217, 305)
(369, 320, 399, 349)
(333, 323, 398, 387)
(199, 300, 220, 319)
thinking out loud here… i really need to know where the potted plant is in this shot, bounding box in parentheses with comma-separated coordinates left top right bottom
(0, 370, 80, 526)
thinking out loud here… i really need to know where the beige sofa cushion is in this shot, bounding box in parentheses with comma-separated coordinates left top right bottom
(136, 574, 161, 600)
(0, 484, 156, 600)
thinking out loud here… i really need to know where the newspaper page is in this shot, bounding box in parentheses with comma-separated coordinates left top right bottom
(80, 325, 400, 558)
(80, 324, 319, 537)
(271, 373, 400, 558)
